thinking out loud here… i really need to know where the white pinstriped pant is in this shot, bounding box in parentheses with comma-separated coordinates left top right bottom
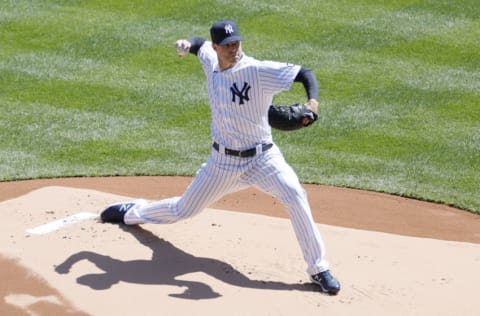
(124, 144, 329, 275)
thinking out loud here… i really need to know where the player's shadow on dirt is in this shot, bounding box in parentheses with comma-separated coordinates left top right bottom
(55, 225, 319, 300)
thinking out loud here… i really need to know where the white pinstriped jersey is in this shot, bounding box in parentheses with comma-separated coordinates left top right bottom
(197, 41, 301, 150)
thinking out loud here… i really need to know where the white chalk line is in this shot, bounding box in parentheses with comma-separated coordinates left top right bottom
(26, 212, 99, 235)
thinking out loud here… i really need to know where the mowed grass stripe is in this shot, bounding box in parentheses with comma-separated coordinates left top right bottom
(0, 1, 478, 213)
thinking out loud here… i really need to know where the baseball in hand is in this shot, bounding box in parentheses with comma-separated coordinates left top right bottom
(175, 40, 190, 57)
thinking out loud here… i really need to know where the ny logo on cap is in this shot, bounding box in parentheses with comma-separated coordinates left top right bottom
(224, 24, 234, 34)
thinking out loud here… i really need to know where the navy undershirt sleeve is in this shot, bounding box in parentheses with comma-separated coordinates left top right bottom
(188, 37, 206, 55)
(294, 67, 319, 100)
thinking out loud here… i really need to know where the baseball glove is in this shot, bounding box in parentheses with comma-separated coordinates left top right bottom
(268, 104, 318, 131)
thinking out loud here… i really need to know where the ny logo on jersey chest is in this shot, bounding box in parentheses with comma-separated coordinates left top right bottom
(230, 82, 251, 105)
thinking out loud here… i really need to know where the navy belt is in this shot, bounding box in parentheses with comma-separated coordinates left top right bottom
(213, 142, 273, 158)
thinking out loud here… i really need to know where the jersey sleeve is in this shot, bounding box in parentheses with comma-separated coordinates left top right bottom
(258, 61, 301, 94)
(197, 41, 218, 74)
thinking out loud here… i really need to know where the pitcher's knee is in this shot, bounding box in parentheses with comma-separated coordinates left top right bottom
(278, 187, 308, 206)
(174, 204, 204, 221)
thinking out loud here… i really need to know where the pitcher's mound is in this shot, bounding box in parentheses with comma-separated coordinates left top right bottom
(1, 185, 479, 315)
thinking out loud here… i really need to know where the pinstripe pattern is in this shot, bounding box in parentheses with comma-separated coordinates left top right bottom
(124, 41, 329, 275)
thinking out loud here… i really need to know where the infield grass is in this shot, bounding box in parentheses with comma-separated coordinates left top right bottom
(0, 0, 479, 214)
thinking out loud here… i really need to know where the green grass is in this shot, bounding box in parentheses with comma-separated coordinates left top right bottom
(0, 0, 478, 214)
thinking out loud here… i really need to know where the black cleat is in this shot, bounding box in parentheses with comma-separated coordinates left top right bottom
(310, 270, 341, 295)
(100, 199, 145, 224)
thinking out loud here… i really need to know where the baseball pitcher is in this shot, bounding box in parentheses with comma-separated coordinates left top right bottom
(101, 20, 340, 295)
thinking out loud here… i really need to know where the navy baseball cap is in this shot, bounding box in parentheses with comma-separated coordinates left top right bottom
(210, 20, 243, 45)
